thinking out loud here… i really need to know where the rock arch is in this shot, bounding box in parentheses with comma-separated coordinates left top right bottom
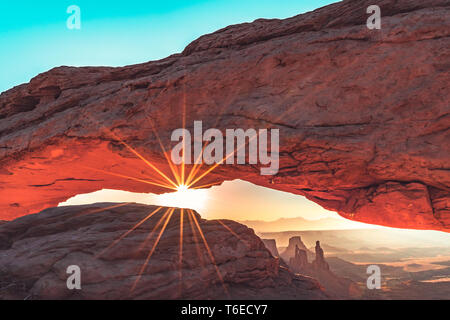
(0, 0, 448, 231)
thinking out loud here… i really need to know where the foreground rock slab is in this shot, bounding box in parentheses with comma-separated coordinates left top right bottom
(0, 0, 448, 231)
(0, 203, 326, 300)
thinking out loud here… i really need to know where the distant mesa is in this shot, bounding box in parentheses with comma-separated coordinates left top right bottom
(283, 236, 360, 299)
(281, 236, 314, 262)
(283, 238, 329, 273)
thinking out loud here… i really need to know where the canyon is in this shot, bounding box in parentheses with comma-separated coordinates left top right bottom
(0, 0, 448, 232)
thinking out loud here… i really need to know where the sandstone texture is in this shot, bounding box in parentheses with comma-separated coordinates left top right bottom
(0, 0, 449, 230)
(0, 203, 326, 300)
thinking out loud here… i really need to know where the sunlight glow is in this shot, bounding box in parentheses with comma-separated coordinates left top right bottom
(156, 185, 208, 213)
(54, 81, 375, 294)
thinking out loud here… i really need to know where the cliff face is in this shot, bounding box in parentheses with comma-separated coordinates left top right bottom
(262, 239, 280, 258)
(285, 238, 358, 298)
(0, 0, 449, 231)
(281, 236, 314, 262)
(0, 203, 326, 300)
(312, 241, 330, 271)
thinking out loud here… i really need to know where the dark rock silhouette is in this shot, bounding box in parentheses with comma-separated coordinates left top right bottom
(281, 236, 314, 262)
(262, 238, 280, 258)
(312, 241, 330, 271)
(0, 0, 448, 232)
(289, 246, 309, 272)
(0, 203, 326, 300)
(284, 237, 360, 298)
(289, 237, 309, 252)
(285, 239, 329, 273)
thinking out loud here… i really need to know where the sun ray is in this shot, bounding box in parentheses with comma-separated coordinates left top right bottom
(181, 88, 187, 186)
(217, 220, 251, 248)
(185, 81, 261, 187)
(184, 141, 210, 187)
(187, 207, 207, 268)
(137, 207, 173, 252)
(110, 133, 178, 189)
(82, 165, 177, 191)
(191, 181, 222, 190)
(187, 130, 263, 188)
(188, 210, 229, 296)
(99, 127, 178, 189)
(185, 96, 240, 187)
(83, 112, 178, 189)
(178, 208, 184, 295)
(186, 162, 222, 189)
(74, 202, 133, 218)
(147, 118, 182, 186)
(79, 97, 276, 296)
(96, 206, 163, 258)
(131, 208, 175, 291)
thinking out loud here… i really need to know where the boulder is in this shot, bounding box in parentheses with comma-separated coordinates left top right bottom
(0, 203, 326, 300)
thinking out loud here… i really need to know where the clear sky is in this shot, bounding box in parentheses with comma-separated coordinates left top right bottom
(0, 0, 338, 93)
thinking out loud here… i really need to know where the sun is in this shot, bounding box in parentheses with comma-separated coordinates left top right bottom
(155, 184, 208, 213)
(176, 184, 189, 192)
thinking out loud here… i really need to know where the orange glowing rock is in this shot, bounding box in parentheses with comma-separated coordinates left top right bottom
(0, 0, 448, 232)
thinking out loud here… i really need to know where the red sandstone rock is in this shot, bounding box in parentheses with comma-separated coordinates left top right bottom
(0, 0, 448, 231)
(0, 203, 325, 300)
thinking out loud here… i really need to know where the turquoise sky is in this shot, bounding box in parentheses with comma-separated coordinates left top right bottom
(0, 0, 337, 93)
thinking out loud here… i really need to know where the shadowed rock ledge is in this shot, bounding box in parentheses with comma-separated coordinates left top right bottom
(0, 0, 448, 231)
(0, 203, 326, 300)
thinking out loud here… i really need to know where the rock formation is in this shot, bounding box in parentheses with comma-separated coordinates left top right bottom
(284, 239, 329, 273)
(0, 0, 448, 231)
(262, 238, 280, 258)
(0, 203, 326, 300)
(289, 246, 309, 272)
(284, 237, 358, 298)
(281, 236, 314, 262)
(312, 241, 330, 271)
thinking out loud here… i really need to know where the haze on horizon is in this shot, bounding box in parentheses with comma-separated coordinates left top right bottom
(60, 179, 384, 230)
